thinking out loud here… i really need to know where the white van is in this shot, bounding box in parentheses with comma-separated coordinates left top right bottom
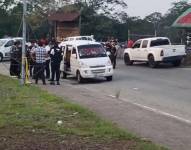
(0, 37, 23, 62)
(60, 40, 113, 83)
(63, 35, 95, 42)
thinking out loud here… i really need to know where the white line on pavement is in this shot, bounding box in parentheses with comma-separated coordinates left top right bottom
(108, 95, 191, 125)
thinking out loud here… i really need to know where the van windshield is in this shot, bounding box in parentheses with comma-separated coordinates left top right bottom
(150, 39, 170, 47)
(78, 44, 107, 59)
(0, 40, 6, 47)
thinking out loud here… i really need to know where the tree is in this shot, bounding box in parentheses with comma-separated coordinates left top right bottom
(145, 12, 163, 36)
(160, 1, 191, 43)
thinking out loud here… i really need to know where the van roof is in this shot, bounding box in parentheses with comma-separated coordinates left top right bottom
(59, 40, 101, 47)
(0, 37, 23, 41)
(67, 36, 93, 38)
(0, 38, 11, 40)
(137, 37, 169, 41)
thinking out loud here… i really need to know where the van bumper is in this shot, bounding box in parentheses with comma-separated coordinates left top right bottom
(162, 55, 185, 62)
(80, 66, 113, 78)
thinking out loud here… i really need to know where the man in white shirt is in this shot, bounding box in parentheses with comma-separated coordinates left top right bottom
(44, 42, 51, 79)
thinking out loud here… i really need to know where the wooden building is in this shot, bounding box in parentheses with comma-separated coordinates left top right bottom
(48, 12, 80, 42)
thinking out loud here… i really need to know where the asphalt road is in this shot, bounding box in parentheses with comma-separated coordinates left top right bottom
(64, 60, 191, 123)
(1, 60, 191, 149)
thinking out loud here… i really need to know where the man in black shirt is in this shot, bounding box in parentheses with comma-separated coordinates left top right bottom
(10, 41, 22, 78)
(110, 43, 117, 69)
(50, 42, 62, 85)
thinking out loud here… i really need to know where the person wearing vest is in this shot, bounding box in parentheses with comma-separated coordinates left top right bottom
(50, 41, 62, 85)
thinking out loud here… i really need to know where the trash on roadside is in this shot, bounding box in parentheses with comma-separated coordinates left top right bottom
(57, 120, 63, 125)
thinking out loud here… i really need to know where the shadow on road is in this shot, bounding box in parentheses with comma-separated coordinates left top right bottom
(129, 62, 179, 69)
(62, 76, 108, 85)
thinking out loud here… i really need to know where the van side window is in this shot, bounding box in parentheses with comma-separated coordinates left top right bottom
(142, 40, 148, 48)
(132, 41, 141, 48)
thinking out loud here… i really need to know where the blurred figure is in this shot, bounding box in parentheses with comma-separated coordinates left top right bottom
(110, 42, 117, 69)
(50, 41, 62, 85)
(127, 39, 134, 48)
(44, 41, 51, 79)
(28, 41, 37, 78)
(10, 41, 22, 78)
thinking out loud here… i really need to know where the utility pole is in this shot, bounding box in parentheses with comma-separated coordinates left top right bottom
(79, 7, 83, 35)
(21, 0, 27, 85)
(154, 22, 157, 37)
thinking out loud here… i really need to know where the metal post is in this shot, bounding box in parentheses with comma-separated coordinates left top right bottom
(21, 0, 27, 85)
(79, 8, 82, 35)
(128, 30, 130, 41)
(154, 29, 157, 37)
(154, 22, 157, 37)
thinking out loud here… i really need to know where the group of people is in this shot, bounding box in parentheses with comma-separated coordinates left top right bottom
(9, 37, 122, 85)
(10, 39, 63, 85)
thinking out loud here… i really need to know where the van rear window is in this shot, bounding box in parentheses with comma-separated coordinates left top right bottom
(150, 39, 170, 47)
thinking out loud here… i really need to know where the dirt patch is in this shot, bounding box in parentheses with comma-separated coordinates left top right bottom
(0, 127, 137, 150)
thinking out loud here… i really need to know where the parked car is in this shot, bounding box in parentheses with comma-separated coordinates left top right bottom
(60, 40, 113, 83)
(0, 37, 23, 62)
(0, 38, 14, 61)
(124, 37, 186, 68)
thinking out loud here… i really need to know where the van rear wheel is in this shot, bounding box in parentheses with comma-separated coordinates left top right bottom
(0, 53, 3, 62)
(172, 60, 181, 67)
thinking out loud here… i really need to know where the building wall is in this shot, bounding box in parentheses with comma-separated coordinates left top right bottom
(56, 21, 80, 42)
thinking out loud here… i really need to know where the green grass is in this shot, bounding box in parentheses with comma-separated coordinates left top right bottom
(0, 75, 167, 149)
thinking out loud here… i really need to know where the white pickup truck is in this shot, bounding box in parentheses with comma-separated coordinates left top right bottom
(124, 37, 186, 68)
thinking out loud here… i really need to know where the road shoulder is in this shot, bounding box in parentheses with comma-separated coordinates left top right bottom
(40, 82, 191, 150)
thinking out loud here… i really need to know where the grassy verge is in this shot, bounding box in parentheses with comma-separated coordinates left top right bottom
(0, 75, 167, 150)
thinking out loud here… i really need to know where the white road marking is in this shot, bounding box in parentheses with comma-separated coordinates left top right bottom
(108, 95, 191, 125)
(108, 95, 116, 98)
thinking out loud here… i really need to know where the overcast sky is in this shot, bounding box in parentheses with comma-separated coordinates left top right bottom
(124, 0, 189, 18)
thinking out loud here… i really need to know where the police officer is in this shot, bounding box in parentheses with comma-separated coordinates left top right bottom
(50, 41, 62, 85)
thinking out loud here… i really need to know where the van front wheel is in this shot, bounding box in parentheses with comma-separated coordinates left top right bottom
(106, 76, 112, 81)
(148, 55, 158, 68)
(77, 71, 84, 83)
(124, 53, 133, 65)
(62, 72, 67, 79)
